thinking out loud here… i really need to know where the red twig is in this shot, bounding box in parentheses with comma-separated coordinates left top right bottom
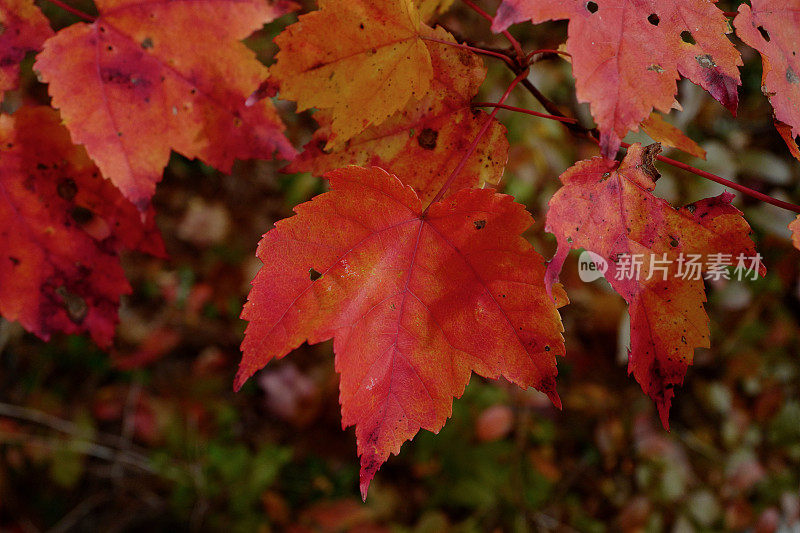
(41, 0, 96, 21)
(425, 69, 530, 210)
(645, 149, 800, 214)
(471, 102, 578, 124)
(421, 36, 516, 67)
(487, 81, 800, 214)
(526, 49, 571, 61)
(460, 0, 526, 65)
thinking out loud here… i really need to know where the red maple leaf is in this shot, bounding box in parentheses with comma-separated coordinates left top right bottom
(545, 144, 763, 427)
(735, 0, 800, 149)
(0, 0, 53, 91)
(237, 166, 566, 498)
(0, 106, 165, 347)
(35, 0, 297, 209)
(492, 0, 742, 157)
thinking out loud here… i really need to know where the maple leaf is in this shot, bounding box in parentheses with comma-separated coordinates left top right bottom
(640, 112, 706, 160)
(735, 1, 800, 148)
(286, 27, 509, 204)
(492, 0, 742, 157)
(237, 166, 566, 499)
(0, 106, 165, 347)
(545, 144, 762, 428)
(35, 0, 297, 210)
(269, 0, 436, 149)
(0, 0, 53, 92)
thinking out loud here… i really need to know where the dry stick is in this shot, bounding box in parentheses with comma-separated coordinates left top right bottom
(461, 0, 526, 64)
(41, 0, 96, 22)
(421, 36, 516, 68)
(472, 102, 579, 124)
(425, 69, 530, 210)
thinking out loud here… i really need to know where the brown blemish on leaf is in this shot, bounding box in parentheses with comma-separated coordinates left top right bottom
(647, 64, 665, 73)
(787, 68, 799, 84)
(417, 128, 438, 150)
(696, 54, 717, 69)
(57, 178, 78, 201)
(473, 219, 486, 230)
(141, 37, 154, 49)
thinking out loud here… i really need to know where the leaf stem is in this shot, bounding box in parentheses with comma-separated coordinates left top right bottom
(460, 0, 526, 65)
(471, 102, 578, 124)
(641, 148, 800, 214)
(425, 69, 530, 210)
(40, 0, 96, 21)
(421, 36, 516, 68)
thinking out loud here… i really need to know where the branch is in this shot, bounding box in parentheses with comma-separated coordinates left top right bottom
(421, 36, 516, 68)
(510, 78, 800, 214)
(471, 102, 578, 124)
(460, 0, 526, 65)
(40, 0, 96, 22)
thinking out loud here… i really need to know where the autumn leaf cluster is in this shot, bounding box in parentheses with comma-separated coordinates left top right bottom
(0, 0, 798, 498)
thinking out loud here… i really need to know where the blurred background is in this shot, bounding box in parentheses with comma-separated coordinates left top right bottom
(1, 0, 799, 531)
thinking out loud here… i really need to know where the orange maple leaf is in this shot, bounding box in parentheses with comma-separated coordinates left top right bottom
(0, 106, 165, 347)
(270, 0, 436, 148)
(545, 144, 762, 428)
(287, 27, 509, 204)
(492, 0, 742, 158)
(237, 166, 566, 499)
(35, 0, 297, 210)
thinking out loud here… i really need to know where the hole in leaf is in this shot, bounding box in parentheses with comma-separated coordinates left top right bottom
(757, 26, 770, 42)
(309, 268, 322, 281)
(647, 13, 659, 26)
(680, 31, 696, 45)
(586, 1, 598, 13)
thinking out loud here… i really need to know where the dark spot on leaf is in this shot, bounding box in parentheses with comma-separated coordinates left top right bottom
(647, 13, 659, 26)
(309, 268, 322, 281)
(544, 345, 551, 351)
(586, 1, 598, 13)
(686, 203, 696, 213)
(70, 206, 94, 225)
(670, 237, 679, 247)
(473, 219, 486, 230)
(647, 64, 665, 73)
(418, 128, 438, 150)
(696, 54, 716, 68)
(359, 23, 364, 29)
(8, 256, 19, 266)
(141, 37, 154, 49)
(57, 178, 77, 201)
(757, 26, 770, 42)
(680, 31, 696, 45)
